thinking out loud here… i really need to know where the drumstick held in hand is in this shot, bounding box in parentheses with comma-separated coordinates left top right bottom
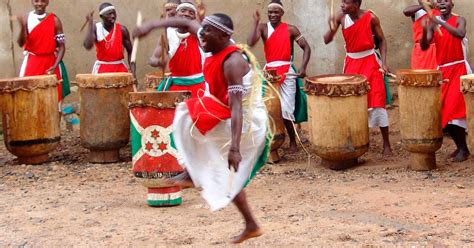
(227, 166, 235, 199)
(330, 0, 336, 30)
(421, 1, 443, 36)
(131, 11, 143, 64)
(379, 68, 397, 79)
(80, 10, 94, 32)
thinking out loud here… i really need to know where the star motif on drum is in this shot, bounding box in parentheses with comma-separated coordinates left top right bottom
(140, 125, 176, 157)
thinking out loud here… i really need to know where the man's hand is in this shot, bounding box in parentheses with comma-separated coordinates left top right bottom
(380, 64, 391, 75)
(46, 65, 57, 75)
(133, 24, 153, 39)
(297, 68, 307, 78)
(253, 10, 261, 24)
(85, 11, 94, 23)
(328, 14, 337, 31)
(228, 150, 242, 172)
(17, 15, 26, 28)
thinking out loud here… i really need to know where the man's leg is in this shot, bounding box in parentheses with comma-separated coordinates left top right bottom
(231, 189, 263, 244)
(448, 124, 470, 162)
(284, 119, 298, 152)
(380, 126, 392, 156)
(444, 125, 460, 158)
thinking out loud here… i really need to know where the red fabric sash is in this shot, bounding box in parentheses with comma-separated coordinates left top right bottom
(186, 45, 239, 135)
(95, 23, 124, 62)
(434, 15, 465, 65)
(264, 22, 291, 63)
(342, 11, 375, 53)
(169, 35, 203, 77)
(440, 64, 467, 127)
(265, 64, 291, 86)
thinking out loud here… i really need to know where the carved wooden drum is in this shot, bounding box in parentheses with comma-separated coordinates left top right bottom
(144, 72, 170, 92)
(461, 75, 474, 151)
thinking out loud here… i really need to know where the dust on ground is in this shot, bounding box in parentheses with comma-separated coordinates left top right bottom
(0, 104, 473, 247)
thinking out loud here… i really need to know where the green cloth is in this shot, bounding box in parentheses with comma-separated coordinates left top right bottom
(59, 61, 71, 98)
(157, 75, 204, 91)
(292, 64, 308, 124)
(384, 75, 392, 106)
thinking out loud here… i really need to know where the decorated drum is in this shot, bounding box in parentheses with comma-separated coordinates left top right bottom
(76, 73, 134, 163)
(461, 75, 474, 151)
(129, 91, 191, 207)
(305, 74, 369, 170)
(263, 69, 286, 163)
(397, 70, 443, 171)
(0, 75, 60, 164)
(144, 72, 170, 92)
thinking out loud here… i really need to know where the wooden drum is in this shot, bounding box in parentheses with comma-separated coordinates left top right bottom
(264, 69, 286, 163)
(461, 75, 474, 151)
(397, 70, 443, 171)
(76, 73, 134, 163)
(305, 74, 370, 170)
(129, 91, 191, 207)
(0, 75, 60, 164)
(144, 72, 170, 92)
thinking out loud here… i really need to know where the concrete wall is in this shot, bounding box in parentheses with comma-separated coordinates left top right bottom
(1, 0, 473, 83)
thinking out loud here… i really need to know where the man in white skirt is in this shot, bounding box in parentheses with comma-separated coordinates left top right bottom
(134, 13, 270, 244)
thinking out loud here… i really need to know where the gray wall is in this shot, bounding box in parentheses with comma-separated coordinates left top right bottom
(1, 0, 473, 82)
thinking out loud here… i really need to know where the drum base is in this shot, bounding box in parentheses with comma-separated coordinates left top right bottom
(88, 150, 120, 164)
(18, 154, 49, 165)
(268, 150, 281, 164)
(321, 158, 357, 171)
(409, 152, 436, 171)
(147, 187, 182, 207)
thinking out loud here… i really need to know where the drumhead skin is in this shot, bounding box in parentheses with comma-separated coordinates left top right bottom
(397, 69, 443, 87)
(461, 75, 474, 93)
(305, 74, 369, 97)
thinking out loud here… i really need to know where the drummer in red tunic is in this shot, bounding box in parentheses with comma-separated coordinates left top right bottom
(324, 0, 392, 156)
(403, 0, 439, 69)
(421, 0, 471, 162)
(247, 0, 311, 153)
(17, 0, 66, 102)
(83, 3, 136, 79)
(149, 1, 206, 98)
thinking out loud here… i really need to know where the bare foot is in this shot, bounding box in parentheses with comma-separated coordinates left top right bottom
(452, 150, 470, 163)
(449, 149, 460, 158)
(231, 227, 263, 244)
(166, 171, 194, 189)
(288, 143, 298, 154)
(382, 146, 393, 157)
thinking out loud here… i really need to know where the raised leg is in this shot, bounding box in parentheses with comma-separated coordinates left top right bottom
(231, 190, 263, 244)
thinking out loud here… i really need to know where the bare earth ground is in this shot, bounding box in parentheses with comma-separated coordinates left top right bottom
(0, 103, 473, 247)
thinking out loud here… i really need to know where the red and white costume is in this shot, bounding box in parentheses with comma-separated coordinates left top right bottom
(19, 11, 62, 101)
(434, 15, 472, 129)
(411, 9, 438, 69)
(92, 22, 128, 74)
(172, 45, 268, 211)
(264, 22, 296, 121)
(342, 11, 388, 128)
(159, 29, 205, 98)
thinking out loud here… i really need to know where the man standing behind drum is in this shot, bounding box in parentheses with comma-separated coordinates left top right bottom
(324, 0, 392, 156)
(149, 1, 206, 98)
(403, 0, 438, 69)
(421, 0, 471, 162)
(83, 3, 136, 79)
(247, 0, 311, 153)
(17, 0, 67, 102)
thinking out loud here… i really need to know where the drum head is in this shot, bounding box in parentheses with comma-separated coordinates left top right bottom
(129, 91, 191, 109)
(76, 72, 133, 88)
(396, 69, 443, 87)
(461, 75, 474, 93)
(0, 75, 57, 92)
(305, 74, 369, 97)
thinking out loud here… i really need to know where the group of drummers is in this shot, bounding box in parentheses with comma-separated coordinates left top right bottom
(11, 0, 472, 243)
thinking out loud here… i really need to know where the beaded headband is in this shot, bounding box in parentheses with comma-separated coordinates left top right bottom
(177, 3, 197, 13)
(99, 6, 115, 16)
(202, 16, 234, 36)
(268, 3, 284, 11)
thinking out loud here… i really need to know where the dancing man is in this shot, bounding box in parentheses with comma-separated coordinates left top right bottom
(83, 2, 136, 79)
(324, 0, 392, 155)
(18, 0, 70, 102)
(421, 0, 471, 161)
(149, 1, 206, 98)
(134, 13, 270, 244)
(247, 0, 311, 153)
(403, 0, 438, 69)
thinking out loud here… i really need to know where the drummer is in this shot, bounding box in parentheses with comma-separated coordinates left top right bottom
(403, 0, 438, 69)
(324, 0, 393, 156)
(83, 3, 136, 79)
(134, 13, 269, 244)
(164, 0, 181, 18)
(149, 0, 206, 98)
(17, 0, 69, 103)
(421, 0, 471, 162)
(247, 0, 311, 153)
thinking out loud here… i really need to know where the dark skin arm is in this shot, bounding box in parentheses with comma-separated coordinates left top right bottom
(121, 25, 136, 79)
(403, 5, 423, 19)
(17, 14, 28, 47)
(83, 11, 96, 50)
(133, 17, 201, 39)
(47, 15, 66, 75)
(149, 40, 169, 68)
(371, 13, 390, 73)
(421, 15, 467, 50)
(223, 52, 250, 171)
(246, 10, 264, 47)
(289, 25, 311, 78)
(323, 11, 344, 44)
(421, 17, 435, 50)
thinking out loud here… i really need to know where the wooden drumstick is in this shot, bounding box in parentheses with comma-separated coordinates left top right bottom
(80, 10, 94, 32)
(160, 32, 168, 77)
(421, 1, 442, 36)
(330, 0, 336, 31)
(227, 166, 236, 199)
(379, 68, 397, 79)
(131, 11, 143, 64)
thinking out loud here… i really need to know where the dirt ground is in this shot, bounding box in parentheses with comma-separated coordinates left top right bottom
(0, 102, 473, 247)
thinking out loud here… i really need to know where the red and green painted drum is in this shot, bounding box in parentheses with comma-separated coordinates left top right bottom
(129, 91, 191, 207)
